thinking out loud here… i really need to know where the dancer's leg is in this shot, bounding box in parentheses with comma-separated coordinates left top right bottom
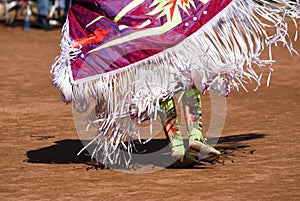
(160, 98, 185, 160)
(182, 88, 204, 144)
(182, 88, 220, 163)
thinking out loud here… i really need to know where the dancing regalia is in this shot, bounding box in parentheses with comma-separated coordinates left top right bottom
(51, 0, 300, 166)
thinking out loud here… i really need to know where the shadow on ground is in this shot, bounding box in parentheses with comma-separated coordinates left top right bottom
(26, 133, 265, 169)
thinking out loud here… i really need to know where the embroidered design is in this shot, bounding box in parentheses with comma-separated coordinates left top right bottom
(75, 28, 111, 47)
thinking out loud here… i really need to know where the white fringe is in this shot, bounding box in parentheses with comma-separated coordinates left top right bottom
(51, 0, 300, 166)
(50, 18, 81, 103)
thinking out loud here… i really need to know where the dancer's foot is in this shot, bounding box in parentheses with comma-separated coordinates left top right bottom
(188, 138, 220, 163)
(170, 136, 185, 160)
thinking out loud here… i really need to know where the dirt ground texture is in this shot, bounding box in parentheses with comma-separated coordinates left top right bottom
(0, 18, 299, 201)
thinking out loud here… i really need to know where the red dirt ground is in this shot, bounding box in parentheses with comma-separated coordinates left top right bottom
(0, 19, 299, 200)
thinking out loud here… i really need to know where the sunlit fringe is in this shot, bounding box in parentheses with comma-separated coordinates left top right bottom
(51, 0, 299, 166)
(50, 18, 81, 103)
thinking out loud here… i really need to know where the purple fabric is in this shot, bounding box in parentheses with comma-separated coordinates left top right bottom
(68, 0, 232, 81)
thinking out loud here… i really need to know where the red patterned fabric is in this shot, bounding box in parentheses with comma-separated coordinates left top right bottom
(68, 0, 232, 81)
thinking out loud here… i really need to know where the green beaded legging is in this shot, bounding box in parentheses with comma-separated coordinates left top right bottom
(160, 87, 203, 144)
